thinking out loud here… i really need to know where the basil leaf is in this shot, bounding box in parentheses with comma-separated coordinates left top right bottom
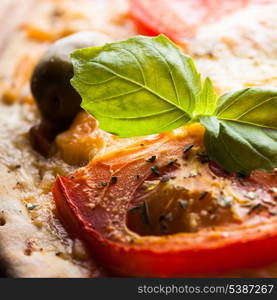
(71, 35, 201, 137)
(70, 35, 277, 174)
(194, 77, 218, 117)
(201, 116, 277, 174)
(215, 87, 277, 129)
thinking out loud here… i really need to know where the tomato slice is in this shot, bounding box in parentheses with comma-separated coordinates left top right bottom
(130, 0, 266, 45)
(53, 125, 277, 277)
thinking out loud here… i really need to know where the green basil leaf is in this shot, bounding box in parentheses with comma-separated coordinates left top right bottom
(70, 34, 277, 174)
(201, 116, 277, 174)
(215, 87, 277, 129)
(194, 77, 218, 117)
(71, 35, 202, 137)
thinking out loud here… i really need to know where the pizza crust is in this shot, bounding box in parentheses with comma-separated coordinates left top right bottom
(0, 100, 100, 277)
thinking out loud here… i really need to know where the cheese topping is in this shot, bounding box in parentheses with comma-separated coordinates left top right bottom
(189, 3, 277, 92)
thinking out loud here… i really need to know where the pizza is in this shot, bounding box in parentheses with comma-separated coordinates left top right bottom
(0, 0, 277, 277)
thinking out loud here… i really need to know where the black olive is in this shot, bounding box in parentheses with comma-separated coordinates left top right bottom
(31, 31, 111, 131)
(30, 31, 111, 156)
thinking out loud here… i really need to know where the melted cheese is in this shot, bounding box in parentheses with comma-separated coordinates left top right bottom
(189, 3, 277, 92)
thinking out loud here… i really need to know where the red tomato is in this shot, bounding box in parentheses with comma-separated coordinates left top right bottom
(130, 0, 268, 45)
(53, 128, 277, 277)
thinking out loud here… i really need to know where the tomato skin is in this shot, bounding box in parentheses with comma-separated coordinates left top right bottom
(53, 128, 277, 277)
